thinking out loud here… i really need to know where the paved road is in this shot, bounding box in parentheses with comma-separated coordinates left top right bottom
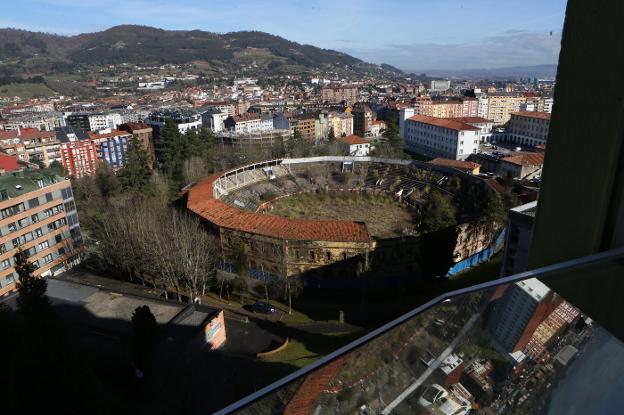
(380, 313, 481, 414)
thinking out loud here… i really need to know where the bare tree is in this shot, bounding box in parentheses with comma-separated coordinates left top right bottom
(170, 210, 218, 303)
(182, 157, 209, 187)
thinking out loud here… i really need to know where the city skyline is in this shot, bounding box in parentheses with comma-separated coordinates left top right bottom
(2, 0, 567, 71)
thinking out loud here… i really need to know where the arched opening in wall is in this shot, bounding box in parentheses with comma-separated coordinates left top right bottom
(310, 251, 316, 261)
(326, 251, 331, 261)
(343, 252, 348, 261)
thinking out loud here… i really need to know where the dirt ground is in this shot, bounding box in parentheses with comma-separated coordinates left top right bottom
(263, 191, 417, 238)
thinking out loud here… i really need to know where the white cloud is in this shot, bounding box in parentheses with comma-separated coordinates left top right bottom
(341, 31, 562, 71)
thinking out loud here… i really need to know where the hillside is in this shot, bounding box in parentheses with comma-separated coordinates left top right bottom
(0, 25, 391, 77)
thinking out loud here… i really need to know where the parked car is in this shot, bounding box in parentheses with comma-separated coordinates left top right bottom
(252, 301, 276, 314)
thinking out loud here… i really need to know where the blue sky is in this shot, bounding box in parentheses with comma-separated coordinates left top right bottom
(1, 0, 568, 70)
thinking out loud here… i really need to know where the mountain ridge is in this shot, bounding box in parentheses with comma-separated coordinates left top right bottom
(0, 25, 400, 77)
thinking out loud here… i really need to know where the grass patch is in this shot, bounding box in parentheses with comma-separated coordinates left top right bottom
(260, 332, 360, 368)
(266, 191, 417, 238)
(0, 82, 56, 98)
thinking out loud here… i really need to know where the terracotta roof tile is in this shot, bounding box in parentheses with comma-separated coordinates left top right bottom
(0, 154, 20, 172)
(429, 158, 480, 171)
(451, 117, 493, 124)
(501, 152, 545, 166)
(510, 111, 551, 121)
(337, 135, 368, 145)
(187, 174, 370, 243)
(407, 115, 480, 131)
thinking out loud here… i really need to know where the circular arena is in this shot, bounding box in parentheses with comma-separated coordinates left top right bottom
(187, 156, 492, 280)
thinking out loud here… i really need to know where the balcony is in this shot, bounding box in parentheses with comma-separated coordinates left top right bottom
(216, 248, 624, 415)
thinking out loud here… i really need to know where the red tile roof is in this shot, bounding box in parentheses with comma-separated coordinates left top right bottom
(120, 122, 152, 131)
(337, 135, 368, 145)
(18, 128, 55, 139)
(428, 158, 480, 171)
(232, 113, 261, 122)
(0, 130, 17, 140)
(87, 130, 132, 140)
(0, 154, 20, 172)
(407, 115, 480, 131)
(451, 117, 493, 124)
(484, 177, 506, 193)
(187, 174, 370, 243)
(501, 152, 545, 166)
(510, 111, 551, 121)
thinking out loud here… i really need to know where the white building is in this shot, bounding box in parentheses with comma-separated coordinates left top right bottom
(402, 115, 480, 160)
(88, 113, 124, 132)
(223, 113, 273, 135)
(487, 278, 552, 353)
(430, 79, 451, 92)
(399, 107, 415, 140)
(477, 95, 489, 118)
(203, 101, 236, 117)
(451, 116, 494, 143)
(336, 134, 371, 156)
(145, 111, 202, 136)
(204, 111, 229, 133)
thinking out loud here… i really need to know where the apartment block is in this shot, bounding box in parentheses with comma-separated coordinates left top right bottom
(56, 129, 99, 178)
(0, 128, 62, 167)
(486, 94, 526, 124)
(0, 169, 82, 296)
(321, 84, 358, 105)
(487, 279, 560, 354)
(87, 130, 131, 170)
(119, 122, 154, 161)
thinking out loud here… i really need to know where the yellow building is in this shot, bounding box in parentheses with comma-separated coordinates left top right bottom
(487, 94, 526, 124)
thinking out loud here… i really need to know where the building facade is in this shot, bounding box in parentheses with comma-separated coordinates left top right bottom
(487, 279, 559, 353)
(430, 80, 451, 91)
(451, 117, 494, 143)
(0, 128, 62, 167)
(145, 110, 202, 138)
(87, 130, 131, 170)
(328, 112, 354, 137)
(486, 94, 527, 124)
(336, 135, 371, 156)
(321, 84, 358, 105)
(352, 104, 374, 137)
(58, 133, 99, 178)
(504, 111, 551, 147)
(0, 170, 82, 296)
(119, 122, 154, 161)
(402, 115, 480, 160)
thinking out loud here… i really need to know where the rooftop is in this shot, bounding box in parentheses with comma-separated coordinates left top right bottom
(0, 168, 64, 199)
(428, 158, 480, 171)
(0, 154, 21, 172)
(231, 113, 261, 122)
(43, 278, 221, 336)
(451, 116, 494, 124)
(510, 111, 551, 121)
(337, 134, 368, 145)
(516, 278, 551, 301)
(407, 115, 480, 131)
(501, 152, 545, 166)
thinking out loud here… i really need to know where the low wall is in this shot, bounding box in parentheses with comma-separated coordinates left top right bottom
(256, 337, 289, 358)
